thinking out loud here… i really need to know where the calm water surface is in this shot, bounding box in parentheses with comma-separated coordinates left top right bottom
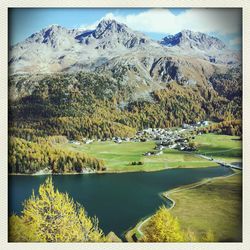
(9, 167, 232, 239)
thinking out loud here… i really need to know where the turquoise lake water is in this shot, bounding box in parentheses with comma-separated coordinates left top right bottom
(9, 166, 232, 240)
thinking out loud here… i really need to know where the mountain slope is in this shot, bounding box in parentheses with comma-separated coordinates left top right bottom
(8, 18, 241, 111)
(8, 69, 242, 142)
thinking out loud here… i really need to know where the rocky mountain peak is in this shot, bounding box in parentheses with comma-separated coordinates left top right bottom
(87, 18, 150, 49)
(9, 19, 239, 75)
(160, 29, 226, 51)
(30, 24, 66, 39)
(45, 24, 64, 31)
(93, 19, 128, 39)
(24, 24, 77, 49)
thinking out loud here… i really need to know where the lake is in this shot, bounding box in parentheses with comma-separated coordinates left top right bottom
(9, 166, 232, 240)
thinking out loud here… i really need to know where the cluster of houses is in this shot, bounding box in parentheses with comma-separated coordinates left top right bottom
(141, 128, 197, 157)
(156, 137, 197, 151)
(182, 120, 209, 129)
(138, 128, 177, 141)
(69, 140, 81, 145)
(70, 129, 196, 152)
(70, 137, 127, 145)
(69, 121, 210, 156)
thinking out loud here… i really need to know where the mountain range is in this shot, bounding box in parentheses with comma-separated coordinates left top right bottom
(9, 19, 240, 72)
(8, 18, 242, 143)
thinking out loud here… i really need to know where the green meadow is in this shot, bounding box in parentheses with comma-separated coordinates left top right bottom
(170, 173, 242, 241)
(195, 134, 242, 164)
(57, 140, 217, 172)
(128, 172, 242, 242)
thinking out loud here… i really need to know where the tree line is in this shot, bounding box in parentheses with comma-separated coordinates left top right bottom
(9, 137, 105, 174)
(196, 120, 242, 136)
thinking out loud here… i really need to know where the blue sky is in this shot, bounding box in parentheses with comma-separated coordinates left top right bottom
(9, 8, 242, 49)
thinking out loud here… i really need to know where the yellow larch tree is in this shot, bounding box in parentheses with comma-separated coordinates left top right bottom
(9, 177, 105, 242)
(142, 206, 184, 242)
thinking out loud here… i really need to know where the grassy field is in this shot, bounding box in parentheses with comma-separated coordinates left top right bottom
(195, 134, 242, 164)
(57, 140, 217, 172)
(168, 173, 242, 242)
(130, 173, 242, 242)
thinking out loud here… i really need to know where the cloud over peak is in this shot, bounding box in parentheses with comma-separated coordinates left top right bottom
(80, 9, 241, 36)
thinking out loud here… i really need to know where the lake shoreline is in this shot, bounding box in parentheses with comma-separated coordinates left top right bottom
(8, 167, 172, 176)
(8, 165, 220, 176)
(9, 166, 233, 241)
(125, 168, 238, 242)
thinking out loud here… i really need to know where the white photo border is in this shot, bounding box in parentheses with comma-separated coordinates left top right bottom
(1, 1, 249, 250)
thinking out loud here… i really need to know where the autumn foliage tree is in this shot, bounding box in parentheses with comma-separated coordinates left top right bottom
(9, 177, 106, 242)
(8, 137, 105, 174)
(141, 206, 216, 242)
(142, 206, 184, 242)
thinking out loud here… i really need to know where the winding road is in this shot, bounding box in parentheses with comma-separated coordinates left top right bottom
(196, 153, 242, 170)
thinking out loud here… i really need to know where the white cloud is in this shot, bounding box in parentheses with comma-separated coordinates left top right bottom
(80, 9, 241, 35)
(79, 21, 99, 30)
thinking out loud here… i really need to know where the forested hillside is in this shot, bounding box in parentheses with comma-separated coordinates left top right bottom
(9, 136, 105, 174)
(8, 19, 242, 174)
(9, 70, 241, 141)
